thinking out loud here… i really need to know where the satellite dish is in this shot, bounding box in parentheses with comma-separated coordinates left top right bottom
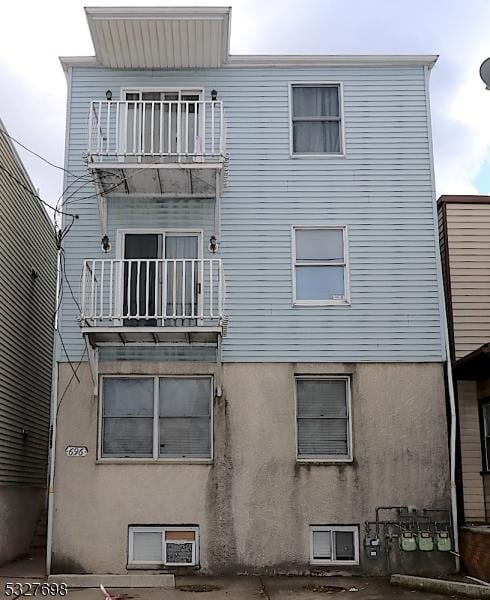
(480, 58, 490, 89)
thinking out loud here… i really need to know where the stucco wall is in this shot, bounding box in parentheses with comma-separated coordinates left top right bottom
(52, 361, 451, 575)
(0, 487, 45, 566)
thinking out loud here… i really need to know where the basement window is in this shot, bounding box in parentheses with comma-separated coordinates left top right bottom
(128, 526, 199, 567)
(310, 526, 359, 566)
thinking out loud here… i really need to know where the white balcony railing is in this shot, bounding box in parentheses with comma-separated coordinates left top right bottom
(81, 259, 224, 327)
(88, 100, 225, 161)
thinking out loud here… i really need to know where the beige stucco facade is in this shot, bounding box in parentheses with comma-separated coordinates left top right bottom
(52, 360, 451, 575)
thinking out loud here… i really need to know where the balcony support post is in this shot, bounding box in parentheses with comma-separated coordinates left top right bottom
(214, 169, 222, 244)
(85, 336, 99, 398)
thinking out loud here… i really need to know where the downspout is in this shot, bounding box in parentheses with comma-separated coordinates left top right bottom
(424, 63, 460, 570)
(46, 246, 61, 575)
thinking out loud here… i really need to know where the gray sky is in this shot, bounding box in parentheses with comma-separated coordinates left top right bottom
(1, 0, 490, 213)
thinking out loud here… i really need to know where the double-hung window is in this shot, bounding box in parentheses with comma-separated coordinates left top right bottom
(296, 376, 352, 461)
(291, 84, 343, 155)
(101, 376, 212, 460)
(293, 226, 349, 305)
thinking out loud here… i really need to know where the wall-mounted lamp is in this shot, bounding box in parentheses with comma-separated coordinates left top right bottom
(211, 89, 218, 102)
(101, 235, 111, 253)
(209, 235, 218, 254)
(106, 89, 113, 101)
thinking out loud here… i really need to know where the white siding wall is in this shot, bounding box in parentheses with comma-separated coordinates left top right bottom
(59, 64, 444, 362)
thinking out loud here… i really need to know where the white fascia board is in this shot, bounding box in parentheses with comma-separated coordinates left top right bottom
(59, 53, 438, 72)
(226, 54, 439, 68)
(84, 6, 231, 20)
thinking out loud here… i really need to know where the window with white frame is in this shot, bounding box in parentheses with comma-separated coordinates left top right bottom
(293, 227, 349, 305)
(128, 526, 199, 567)
(101, 376, 212, 459)
(296, 376, 352, 461)
(291, 84, 343, 155)
(310, 526, 359, 565)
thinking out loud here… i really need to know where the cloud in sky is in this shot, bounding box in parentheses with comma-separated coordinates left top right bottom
(1, 0, 490, 207)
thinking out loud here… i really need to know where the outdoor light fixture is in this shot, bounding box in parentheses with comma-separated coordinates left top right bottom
(101, 235, 111, 253)
(211, 89, 218, 101)
(106, 89, 113, 101)
(209, 235, 218, 253)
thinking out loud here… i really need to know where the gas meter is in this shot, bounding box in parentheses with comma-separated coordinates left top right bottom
(436, 529, 451, 552)
(399, 531, 416, 552)
(417, 530, 434, 551)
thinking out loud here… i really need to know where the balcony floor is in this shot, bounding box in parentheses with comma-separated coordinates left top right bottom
(82, 326, 222, 347)
(90, 162, 221, 198)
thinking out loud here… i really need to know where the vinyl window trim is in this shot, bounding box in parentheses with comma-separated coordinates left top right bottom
(127, 525, 200, 568)
(98, 374, 213, 462)
(288, 81, 346, 158)
(291, 225, 351, 307)
(309, 525, 360, 566)
(295, 375, 353, 463)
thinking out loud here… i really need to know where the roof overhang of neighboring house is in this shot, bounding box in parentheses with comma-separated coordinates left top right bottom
(454, 343, 490, 381)
(84, 6, 231, 69)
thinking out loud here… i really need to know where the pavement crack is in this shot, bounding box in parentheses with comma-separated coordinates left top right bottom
(259, 576, 271, 600)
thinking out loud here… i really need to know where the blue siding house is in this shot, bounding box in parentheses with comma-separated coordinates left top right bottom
(50, 6, 452, 579)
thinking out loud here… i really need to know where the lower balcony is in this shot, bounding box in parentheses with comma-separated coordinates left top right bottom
(80, 258, 224, 346)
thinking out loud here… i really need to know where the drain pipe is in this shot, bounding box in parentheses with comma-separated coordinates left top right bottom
(46, 245, 61, 576)
(424, 63, 459, 571)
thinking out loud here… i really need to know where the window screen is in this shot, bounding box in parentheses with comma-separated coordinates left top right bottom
(294, 228, 347, 303)
(310, 527, 358, 564)
(101, 376, 212, 460)
(292, 85, 342, 154)
(159, 378, 211, 458)
(102, 378, 154, 457)
(297, 378, 350, 459)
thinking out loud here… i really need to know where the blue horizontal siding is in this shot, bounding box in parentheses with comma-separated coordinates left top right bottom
(58, 64, 444, 362)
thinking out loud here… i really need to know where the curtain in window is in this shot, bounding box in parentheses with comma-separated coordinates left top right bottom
(132, 532, 163, 562)
(293, 86, 340, 153)
(165, 235, 199, 321)
(102, 378, 154, 457)
(297, 379, 349, 457)
(159, 378, 211, 458)
(312, 531, 332, 560)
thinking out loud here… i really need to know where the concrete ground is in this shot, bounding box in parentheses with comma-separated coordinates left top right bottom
(0, 569, 470, 600)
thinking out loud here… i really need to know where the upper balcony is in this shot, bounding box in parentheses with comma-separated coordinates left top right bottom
(87, 98, 225, 198)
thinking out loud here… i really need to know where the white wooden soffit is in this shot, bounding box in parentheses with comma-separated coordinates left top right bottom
(84, 6, 231, 69)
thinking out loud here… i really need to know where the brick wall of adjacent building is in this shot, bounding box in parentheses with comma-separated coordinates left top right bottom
(460, 527, 490, 582)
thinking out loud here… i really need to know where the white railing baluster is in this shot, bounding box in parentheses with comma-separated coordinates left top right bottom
(136, 260, 141, 318)
(150, 103, 154, 155)
(168, 102, 172, 155)
(80, 258, 224, 325)
(106, 102, 111, 155)
(172, 259, 177, 317)
(191, 260, 195, 317)
(115, 103, 119, 156)
(211, 101, 215, 155)
(145, 260, 150, 317)
(109, 260, 113, 318)
(176, 101, 181, 159)
(159, 101, 163, 155)
(209, 259, 213, 318)
(185, 103, 189, 154)
(163, 260, 167, 319)
(132, 101, 137, 155)
(202, 101, 206, 156)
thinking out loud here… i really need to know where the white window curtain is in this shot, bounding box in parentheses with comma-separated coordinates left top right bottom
(292, 86, 341, 154)
(165, 235, 199, 320)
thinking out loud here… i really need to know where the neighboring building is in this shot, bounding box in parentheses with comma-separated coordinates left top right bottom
(0, 120, 57, 565)
(438, 194, 490, 579)
(52, 6, 453, 577)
